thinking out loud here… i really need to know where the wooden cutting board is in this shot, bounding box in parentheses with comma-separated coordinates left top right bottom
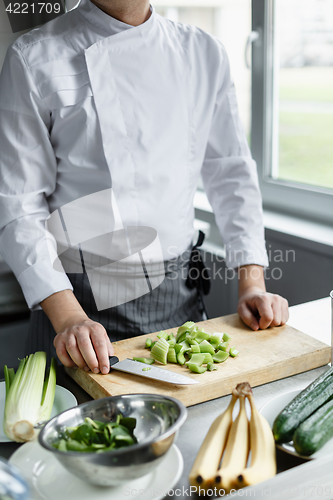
(66, 314, 331, 407)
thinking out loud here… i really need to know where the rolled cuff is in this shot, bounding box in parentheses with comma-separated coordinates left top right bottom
(225, 236, 269, 269)
(17, 260, 73, 310)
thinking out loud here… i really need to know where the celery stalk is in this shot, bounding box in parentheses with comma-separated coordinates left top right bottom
(222, 332, 231, 342)
(145, 338, 153, 349)
(3, 352, 57, 443)
(212, 351, 229, 363)
(167, 347, 177, 364)
(186, 363, 207, 374)
(150, 338, 169, 364)
(132, 357, 155, 365)
(199, 340, 215, 356)
(176, 321, 196, 342)
(229, 347, 239, 357)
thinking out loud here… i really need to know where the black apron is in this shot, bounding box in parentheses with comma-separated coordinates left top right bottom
(27, 233, 210, 363)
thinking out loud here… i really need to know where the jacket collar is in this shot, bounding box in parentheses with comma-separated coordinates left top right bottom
(77, 0, 155, 37)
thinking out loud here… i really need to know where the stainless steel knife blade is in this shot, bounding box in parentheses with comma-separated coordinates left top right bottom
(109, 356, 199, 385)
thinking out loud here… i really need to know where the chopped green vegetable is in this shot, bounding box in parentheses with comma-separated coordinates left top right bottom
(190, 344, 200, 354)
(229, 347, 239, 357)
(199, 340, 215, 356)
(195, 329, 210, 343)
(212, 351, 229, 363)
(142, 367, 152, 371)
(176, 321, 196, 342)
(185, 353, 205, 366)
(177, 351, 187, 365)
(145, 338, 153, 349)
(3, 352, 57, 443)
(167, 347, 178, 364)
(186, 363, 207, 374)
(218, 341, 229, 352)
(150, 338, 169, 364)
(207, 362, 218, 371)
(157, 330, 168, 340)
(176, 332, 187, 344)
(132, 357, 155, 365)
(208, 335, 221, 348)
(52, 416, 137, 453)
(167, 337, 176, 347)
(222, 333, 231, 342)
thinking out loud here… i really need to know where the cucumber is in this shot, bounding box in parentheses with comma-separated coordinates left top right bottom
(293, 399, 333, 456)
(273, 367, 333, 443)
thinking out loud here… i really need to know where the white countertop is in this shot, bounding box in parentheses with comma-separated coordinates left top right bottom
(287, 296, 331, 345)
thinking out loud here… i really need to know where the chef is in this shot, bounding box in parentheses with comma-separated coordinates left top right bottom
(0, 0, 289, 375)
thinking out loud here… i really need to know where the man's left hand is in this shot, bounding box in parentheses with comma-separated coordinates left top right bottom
(237, 265, 289, 331)
(238, 287, 289, 331)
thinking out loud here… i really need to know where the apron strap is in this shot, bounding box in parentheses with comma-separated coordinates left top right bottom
(186, 230, 211, 303)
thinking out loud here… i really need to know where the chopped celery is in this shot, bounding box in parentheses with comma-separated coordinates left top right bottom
(132, 357, 155, 365)
(209, 335, 221, 348)
(186, 353, 205, 366)
(167, 347, 178, 364)
(157, 330, 168, 340)
(142, 367, 152, 371)
(145, 338, 153, 349)
(207, 362, 218, 371)
(186, 336, 198, 346)
(167, 333, 176, 341)
(174, 343, 183, 354)
(190, 344, 200, 354)
(176, 321, 196, 342)
(177, 351, 187, 365)
(150, 338, 169, 365)
(222, 332, 231, 342)
(229, 347, 239, 357)
(167, 337, 176, 347)
(199, 340, 215, 356)
(218, 341, 229, 352)
(201, 353, 213, 364)
(186, 363, 207, 374)
(176, 332, 187, 344)
(195, 329, 210, 343)
(178, 340, 191, 352)
(212, 351, 229, 363)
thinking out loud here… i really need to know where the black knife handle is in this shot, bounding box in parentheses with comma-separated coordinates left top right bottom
(109, 356, 119, 367)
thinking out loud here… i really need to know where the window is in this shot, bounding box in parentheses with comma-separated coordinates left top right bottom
(154, 0, 252, 137)
(252, 0, 333, 224)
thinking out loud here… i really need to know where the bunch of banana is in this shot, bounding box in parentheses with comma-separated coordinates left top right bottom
(188, 382, 276, 495)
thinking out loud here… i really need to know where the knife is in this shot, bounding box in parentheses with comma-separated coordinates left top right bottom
(109, 356, 199, 385)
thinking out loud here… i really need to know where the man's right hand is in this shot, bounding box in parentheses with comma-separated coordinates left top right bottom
(40, 290, 114, 374)
(53, 317, 114, 374)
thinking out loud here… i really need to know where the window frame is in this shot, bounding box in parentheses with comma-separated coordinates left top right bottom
(251, 0, 333, 225)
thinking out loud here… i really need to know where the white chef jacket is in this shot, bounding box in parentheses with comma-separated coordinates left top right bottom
(0, 0, 269, 310)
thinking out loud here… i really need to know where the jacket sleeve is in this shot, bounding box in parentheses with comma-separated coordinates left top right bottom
(0, 44, 73, 309)
(201, 42, 269, 269)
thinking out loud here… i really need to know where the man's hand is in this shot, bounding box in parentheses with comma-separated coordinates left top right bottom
(41, 290, 114, 374)
(53, 317, 114, 374)
(237, 265, 289, 331)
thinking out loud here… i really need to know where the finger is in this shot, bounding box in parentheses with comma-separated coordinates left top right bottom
(270, 300, 282, 327)
(281, 298, 289, 325)
(54, 339, 77, 368)
(75, 331, 100, 373)
(90, 330, 110, 375)
(238, 301, 259, 330)
(66, 334, 89, 370)
(256, 297, 274, 330)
